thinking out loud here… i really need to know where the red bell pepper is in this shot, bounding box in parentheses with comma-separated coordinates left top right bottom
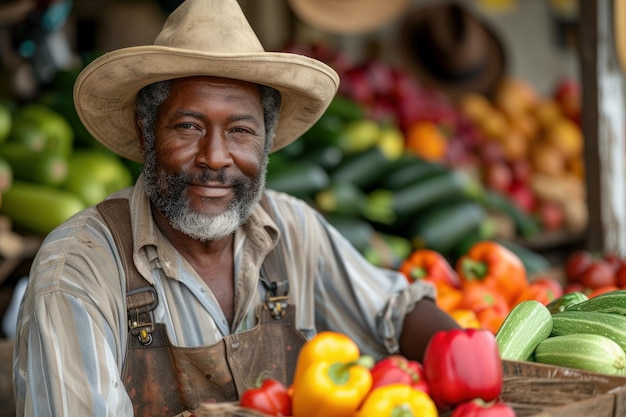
(451, 399, 517, 417)
(239, 377, 291, 417)
(370, 355, 429, 395)
(422, 328, 503, 411)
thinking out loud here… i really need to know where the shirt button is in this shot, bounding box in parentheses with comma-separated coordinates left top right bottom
(231, 342, 240, 349)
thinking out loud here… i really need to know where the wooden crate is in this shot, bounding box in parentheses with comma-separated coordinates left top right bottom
(502, 360, 626, 417)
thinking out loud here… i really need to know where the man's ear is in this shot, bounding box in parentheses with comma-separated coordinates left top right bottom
(135, 115, 145, 150)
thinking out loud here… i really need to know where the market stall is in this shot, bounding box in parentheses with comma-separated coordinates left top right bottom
(1, 0, 626, 416)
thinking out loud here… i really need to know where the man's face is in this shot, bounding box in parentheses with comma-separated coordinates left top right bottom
(142, 76, 268, 241)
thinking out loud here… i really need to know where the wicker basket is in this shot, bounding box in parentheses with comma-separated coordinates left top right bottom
(191, 361, 626, 417)
(501, 360, 626, 417)
(194, 402, 272, 417)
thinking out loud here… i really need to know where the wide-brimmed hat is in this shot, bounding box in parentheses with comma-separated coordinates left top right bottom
(287, 0, 411, 34)
(398, 2, 507, 100)
(73, 0, 340, 163)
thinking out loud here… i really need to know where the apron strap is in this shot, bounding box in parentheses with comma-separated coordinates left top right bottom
(257, 194, 290, 319)
(97, 198, 157, 345)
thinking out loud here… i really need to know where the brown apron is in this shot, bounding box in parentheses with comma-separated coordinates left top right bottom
(97, 199, 306, 417)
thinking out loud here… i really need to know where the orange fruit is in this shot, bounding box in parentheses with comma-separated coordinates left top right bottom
(405, 120, 447, 162)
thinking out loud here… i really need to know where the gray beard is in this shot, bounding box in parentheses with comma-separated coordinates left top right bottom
(142, 140, 267, 241)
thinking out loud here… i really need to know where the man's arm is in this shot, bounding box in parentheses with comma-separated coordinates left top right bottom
(399, 297, 461, 362)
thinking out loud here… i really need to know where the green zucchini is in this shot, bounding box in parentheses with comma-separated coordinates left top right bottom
(325, 95, 366, 122)
(0, 180, 85, 235)
(534, 333, 626, 376)
(551, 310, 626, 352)
(329, 145, 400, 191)
(315, 181, 366, 217)
(298, 112, 346, 150)
(364, 170, 483, 225)
(0, 142, 68, 186)
(266, 161, 329, 200)
(495, 300, 553, 361)
(363, 232, 413, 269)
(11, 103, 74, 156)
(407, 199, 487, 255)
(379, 156, 447, 191)
(298, 145, 344, 172)
(564, 290, 626, 314)
(480, 190, 541, 239)
(0, 155, 12, 192)
(324, 214, 375, 254)
(546, 291, 589, 314)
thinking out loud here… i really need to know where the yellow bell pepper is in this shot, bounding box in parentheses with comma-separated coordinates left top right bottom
(291, 331, 374, 417)
(292, 331, 361, 385)
(354, 384, 438, 417)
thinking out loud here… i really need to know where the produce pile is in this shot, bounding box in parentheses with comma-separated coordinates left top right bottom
(496, 290, 626, 377)
(399, 240, 563, 333)
(276, 43, 587, 254)
(197, 328, 515, 417)
(0, 77, 139, 235)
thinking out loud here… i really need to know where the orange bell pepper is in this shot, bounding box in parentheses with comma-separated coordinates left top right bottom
(354, 384, 438, 417)
(456, 241, 528, 306)
(399, 248, 461, 289)
(449, 308, 481, 329)
(291, 331, 374, 417)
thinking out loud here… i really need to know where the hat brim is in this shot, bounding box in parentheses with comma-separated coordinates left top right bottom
(288, 0, 411, 34)
(74, 46, 340, 163)
(398, 8, 507, 101)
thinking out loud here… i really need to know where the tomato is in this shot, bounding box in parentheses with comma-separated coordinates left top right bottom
(580, 260, 616, 289)
(588, 285, 620, 298)
(616, 263, 626, 288)
(239, 378, 292, 417)
(564, 250, 594, 283)
(602, 253, 623, 272)
(513, 277, 563, 306)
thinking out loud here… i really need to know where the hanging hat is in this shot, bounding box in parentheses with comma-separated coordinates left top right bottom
(73, 0, 340, 163)
(398, 2, 507, 100)
(287, 0, 411, 34)
(616, 0, 626, 73)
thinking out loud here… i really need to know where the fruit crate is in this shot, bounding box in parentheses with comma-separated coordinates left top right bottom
(188, 360, 626, 417)
(501, 360, 626, 417)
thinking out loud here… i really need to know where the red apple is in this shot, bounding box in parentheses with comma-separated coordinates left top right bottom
(564, 250, 594, 283)
(536, 199, 565, 231)
(482, 161, 513, 193)
(507, 180, 536, 213)
(553, 78, 581, 123)
(509, 158, 533, 184)
(580, 260, 616, 289)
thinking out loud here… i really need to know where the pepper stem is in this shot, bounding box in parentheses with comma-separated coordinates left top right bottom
(460, 258, 488, 280)
(392, 405, 415, 417)
(328, 355, 375, 385)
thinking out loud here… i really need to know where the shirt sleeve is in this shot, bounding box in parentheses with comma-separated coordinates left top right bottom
(14, 219, 134, 417)
(263, 191, 436, 360)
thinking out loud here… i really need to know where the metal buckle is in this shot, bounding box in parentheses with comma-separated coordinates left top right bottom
(265, 294, 288, 319)
(127, 287, 158, 346)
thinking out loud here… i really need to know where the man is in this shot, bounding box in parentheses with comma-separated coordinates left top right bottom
(13, 0, 460, 416)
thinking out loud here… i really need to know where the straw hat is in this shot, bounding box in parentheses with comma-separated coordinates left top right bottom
(73, 0, 340, 163)
(287, 0, 411, 34)
(399, 2, 507, 100)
